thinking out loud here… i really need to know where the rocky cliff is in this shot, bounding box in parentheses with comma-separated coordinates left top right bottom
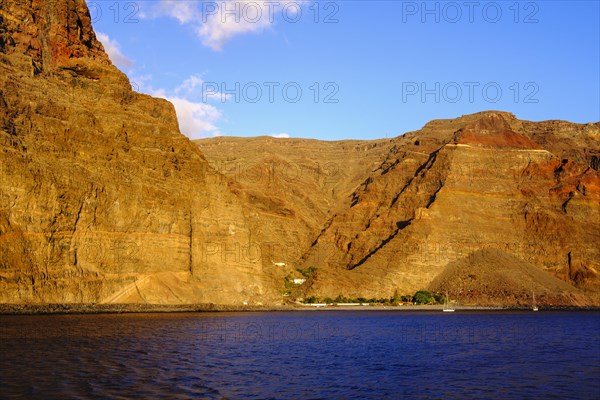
(199, 112, 600, 306)
(0, 0, 277, 305)
(1, 0, 598, 307)
(195, 136, 394, 293)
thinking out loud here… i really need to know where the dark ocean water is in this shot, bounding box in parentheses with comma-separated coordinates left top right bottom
(0, 311, 598, 399)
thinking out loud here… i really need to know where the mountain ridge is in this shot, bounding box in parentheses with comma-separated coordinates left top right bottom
(197, 111, 600, 305)
(0, 0, 598, 307)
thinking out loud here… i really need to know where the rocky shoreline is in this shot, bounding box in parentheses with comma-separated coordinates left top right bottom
(1, 303, 598, 315)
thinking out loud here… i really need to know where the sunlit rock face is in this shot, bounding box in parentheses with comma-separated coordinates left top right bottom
(0, 0, 276, 305)
(1, 1, 598, 307)
(292, 112, 599, 305)
(199, 112, 600, 306)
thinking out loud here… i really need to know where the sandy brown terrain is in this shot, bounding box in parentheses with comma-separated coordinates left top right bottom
(1, 0, 598, 309)
(198, 113, 600, 307)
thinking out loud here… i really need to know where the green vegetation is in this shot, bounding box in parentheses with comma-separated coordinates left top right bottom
(304, 296, 318, 304)
(300, 289, 446, 305)
(433, 293, 447, 304)
(282, 267, 318, 297)
(296, 266, 317, 278)
(412, 290, 434, 304)
(334, 294, 355, 303)
(283, 274, 294, 289)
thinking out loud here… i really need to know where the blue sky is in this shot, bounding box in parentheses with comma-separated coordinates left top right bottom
(88, 1, 600, 140)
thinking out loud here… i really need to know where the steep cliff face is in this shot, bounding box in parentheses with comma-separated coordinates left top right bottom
(0, 0, 276, 304)
(291, 112, 599, 304)
(1, 1, 598, 308)
(0, 0, 110, 75)
(195, 136, 394, 292)
(202, 113, 599, 306)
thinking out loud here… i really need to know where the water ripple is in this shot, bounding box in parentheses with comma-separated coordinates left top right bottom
(0, 311, 599, 399)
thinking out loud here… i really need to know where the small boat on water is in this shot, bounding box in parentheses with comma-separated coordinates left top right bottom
(532, 291, 538, 312)
(443, 292, 455, 312)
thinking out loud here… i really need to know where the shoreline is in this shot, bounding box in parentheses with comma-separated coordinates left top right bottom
(1, 303, 598, 315)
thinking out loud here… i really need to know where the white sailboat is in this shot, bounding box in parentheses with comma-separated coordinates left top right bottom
(443, 292, 455, 312)
(532, 291, 539, 311)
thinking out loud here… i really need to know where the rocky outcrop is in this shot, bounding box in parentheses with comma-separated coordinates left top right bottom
(0, 0, 277, 305)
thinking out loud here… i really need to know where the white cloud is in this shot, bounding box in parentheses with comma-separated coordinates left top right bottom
(142, 0, 307, 51)
(174, 75, 205, 96)
(271, 133, 290, 138)
(129, 74, 153, 92)
(139, 0, 201, 24)
(96, 32, 134, 70)
(150, 80, 223, 139)
(168, 96, 222, 138)
(173, 74, 231, 102)
(199, 0, 306, 51)
(196, 1, 272, 51)
(131, 74, 225, 138)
